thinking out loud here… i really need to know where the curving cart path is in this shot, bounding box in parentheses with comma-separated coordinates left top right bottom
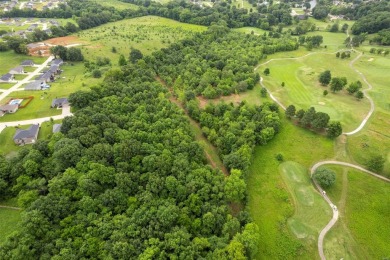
(255, 47, 389, 259)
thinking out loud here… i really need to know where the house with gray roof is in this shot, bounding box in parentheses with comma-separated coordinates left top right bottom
(9, 66, 24, 74)
(36, 71, 54, 82)
(52, 124, 62, 133)
(0, 104, 18, 116)
(21, 60, 34, 66)
(24, 80, 50, 91)
(51, 98, 68, 108)
(51, 59, 63, 66)
(0, 73, 14, 83)
(13, 124, 40, 145)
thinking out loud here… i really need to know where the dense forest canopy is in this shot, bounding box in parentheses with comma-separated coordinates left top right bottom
(0, 60, 261, 258)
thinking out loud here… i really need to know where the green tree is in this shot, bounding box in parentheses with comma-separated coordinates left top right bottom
(129, 48, 143, 64)
(67, 47, 84, 61)
(366, 154, 385, 172)
(318, 70, 331, 86)
(347, 81, 362, 94)
(330, 77, 347, 93)
(118, 54, 127, 66)
(263, 68, 270, 76)
(260, 87, 267, 97)
(296, 109, 305, 120)
(301, 107, 316, 127)
(50, 45, 67, 60)
(285, 105, 296, 119)
(327, 121, 342, 138)
(355, 90, 364, 100)
(314, 168, 336, 188)
(323, 90, 328, 96)
(225, 169, 246, 202)
(312, 112, 330, 129)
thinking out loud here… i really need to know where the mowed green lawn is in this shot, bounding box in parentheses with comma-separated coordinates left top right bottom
(258, 53, 371, 132)
(247, 116, 334, 259)
(347, 54, 390, 177)
(325, 167, 390, 259)
(0, 51, 46, 75)
(76, 16, 206, 61)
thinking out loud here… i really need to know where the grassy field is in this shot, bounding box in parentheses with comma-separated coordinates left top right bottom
(324, 167, 390, 259)
(0, 51, 45, 75)
(0, 126, 22, 156)
(258, 52, 371, 132)
(347, 54, 390, 176)
(233, 27, 267, 36)
(92, 0, 139, 10)
(247, 116, 334, 259)
(76, 16, 206, 61)
(0, 198, 22, 244)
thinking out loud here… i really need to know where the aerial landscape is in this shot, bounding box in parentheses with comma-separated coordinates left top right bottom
(0, 0, 389, 259)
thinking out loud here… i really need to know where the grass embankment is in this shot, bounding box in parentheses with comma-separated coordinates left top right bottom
(247, 116, 334, 259)
(77, 16, 206, 61)
(347, 54, 390, 177)
(0, 198, 22, 244)
(258, 52, 370, 132)
(324, 166, 390, 259)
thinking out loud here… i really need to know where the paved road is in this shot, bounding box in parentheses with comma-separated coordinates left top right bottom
(0, 55, 54, 103)
(0, 107, 73, 133)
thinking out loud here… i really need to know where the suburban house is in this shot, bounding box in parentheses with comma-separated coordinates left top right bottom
(0, 73, 14, 83)
(21, 60, 34, 66)
(52, 123, 62, 133)
(9, 66, 24, 74)
(13, 124, 40, 145)
(24, 80, 50, 91)
(37, 71, 54, 82)
(51, 98, 68, 108)
(0, 104, 18, 116)
(51, 59, 63, 66)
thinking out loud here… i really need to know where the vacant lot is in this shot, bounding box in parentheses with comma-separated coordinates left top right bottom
(76, 16, 206, 61)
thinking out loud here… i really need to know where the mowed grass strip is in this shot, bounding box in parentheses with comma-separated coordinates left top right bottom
(77, 16, 206, 61)
(247, 116, 334, 259)
(258, 53, 371, 132)
(325, 167, 390, 259)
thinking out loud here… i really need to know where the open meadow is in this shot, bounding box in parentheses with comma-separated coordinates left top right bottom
(0, 198, 22, 243)
(76, 16, 206, 61)
(92, 0, 139, 10)
(324, 166, 390, 259)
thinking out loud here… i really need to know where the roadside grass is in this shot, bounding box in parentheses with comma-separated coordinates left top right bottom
(13, 74, 28, 81)
(347, 54, 390, 177)
(247, 116, 334, 259)
(258, 53, 371, 132)
(92, 0, 139, 10)
(0, 51, 46, 75)
(325, 167, 390, 259)
(76, 16, 206, 61)
(0, 83, 15, 90)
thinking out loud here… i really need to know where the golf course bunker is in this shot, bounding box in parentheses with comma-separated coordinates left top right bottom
(296, 186, 314, 206)
(318, 101, 325, 105)
(368, 58, 374, 62)
(288, 218, 309, 238)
